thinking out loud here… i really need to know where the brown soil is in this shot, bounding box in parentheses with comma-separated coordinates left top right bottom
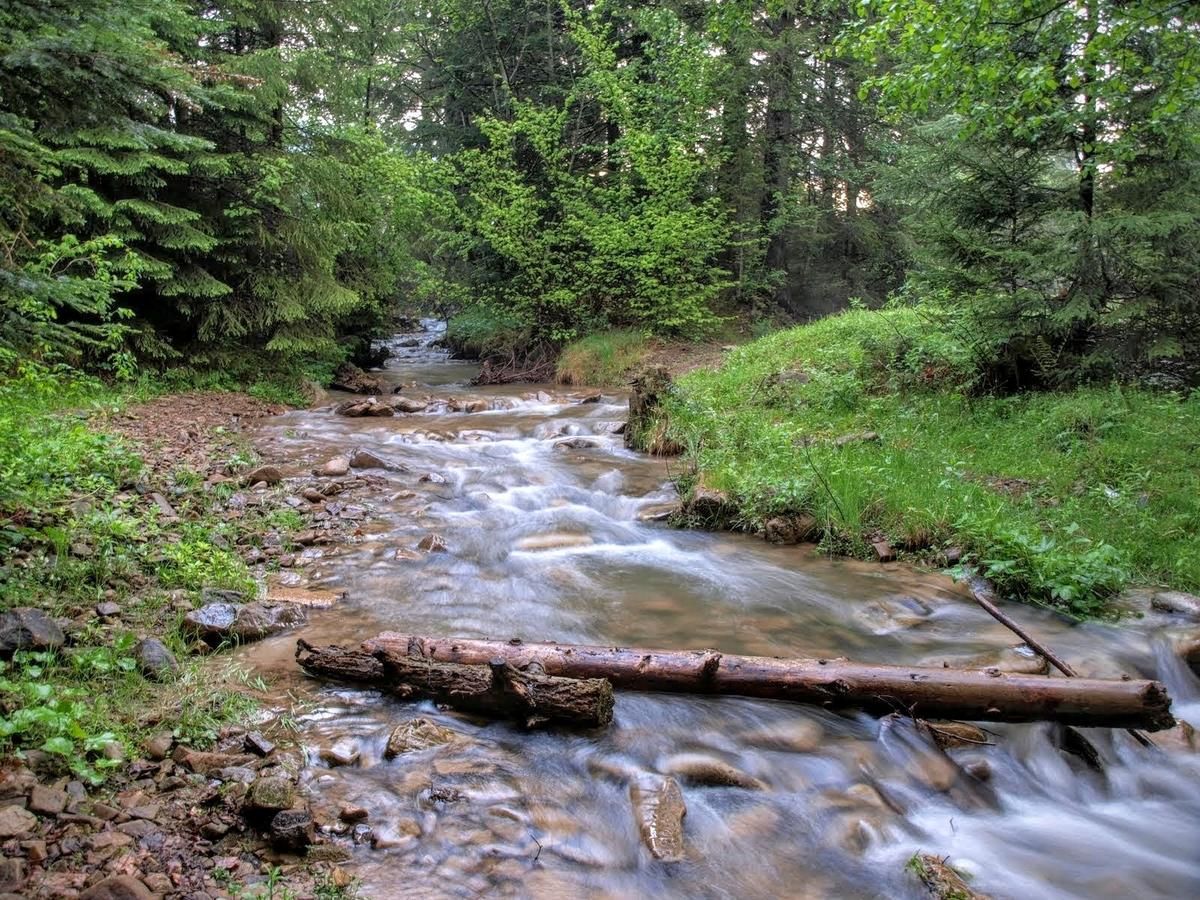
(642, 340, 736, 379)
(98, 391, 287, 476)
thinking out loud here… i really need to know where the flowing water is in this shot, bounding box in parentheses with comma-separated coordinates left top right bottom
(240, 322, 1200, 899)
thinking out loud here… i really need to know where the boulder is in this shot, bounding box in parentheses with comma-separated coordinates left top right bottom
(242, 465, 282, 486)
(330, 363, 384, 395)
(182, 601, 306, 645)
(270, 809, 314, 850)
(246, 776, 295, 814)
(385, 718, 460, 758)
(133, 638, 178, 680)
(334, 399, 379, 417)
(314, 456, 351, 477)
(629, 774, 686, 861)
(0, 608, 65, 655)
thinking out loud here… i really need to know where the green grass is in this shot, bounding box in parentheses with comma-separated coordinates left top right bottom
(556, 329, 651, 386)
(0, 366, 294, 780)
(659, 307, 1200, 617)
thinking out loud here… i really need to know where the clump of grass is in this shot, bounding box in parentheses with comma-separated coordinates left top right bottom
(660, 307, 1200, 617)
(556, 329, 650, 386)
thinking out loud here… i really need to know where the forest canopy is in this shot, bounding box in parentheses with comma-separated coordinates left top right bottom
(2, 0, 1197, 385)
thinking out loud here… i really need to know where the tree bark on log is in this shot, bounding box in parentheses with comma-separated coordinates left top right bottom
(296, 639, 614, 728)
(356, 633, 1175, 731)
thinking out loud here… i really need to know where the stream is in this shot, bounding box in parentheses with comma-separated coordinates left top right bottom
(238, 321, 1200, 899)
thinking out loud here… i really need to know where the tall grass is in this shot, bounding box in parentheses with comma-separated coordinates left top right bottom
(661, 308, 1200, 616)
(556, 329, 650, 386)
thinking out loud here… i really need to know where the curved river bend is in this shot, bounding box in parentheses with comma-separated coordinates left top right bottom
(239, 322, 1200, 899)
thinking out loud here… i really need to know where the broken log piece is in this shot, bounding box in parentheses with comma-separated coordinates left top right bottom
(361, 633, 1176, 732)
(297, 640, 614, 728)
(296, 639, 384, 682)
(376, 651, 613, 728)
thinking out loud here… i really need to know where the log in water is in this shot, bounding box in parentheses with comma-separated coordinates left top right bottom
(296, 638, 614, 728)
(350, 632, 1176, 731)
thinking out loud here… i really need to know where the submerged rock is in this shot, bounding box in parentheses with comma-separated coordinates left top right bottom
(741, 719, 824, 753)
(1152, 590, 1200, 620)
(659, 753, 764, 790)
(385, 718, 460, 758)
(416, 533, 448, 553)
(629, 774, 686, 861)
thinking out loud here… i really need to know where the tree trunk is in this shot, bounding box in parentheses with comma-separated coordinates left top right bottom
(761, 10, 795, 313)
(353, 633, 1175, 731)
(296, 640, 614, 728)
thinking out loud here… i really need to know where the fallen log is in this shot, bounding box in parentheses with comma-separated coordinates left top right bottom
(356, 633, 1175, 731)
(296, 639, 613, 728)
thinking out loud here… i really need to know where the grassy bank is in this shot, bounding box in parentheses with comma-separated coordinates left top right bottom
(0, 368, 287, 782)
(655, 308, 1200, 617)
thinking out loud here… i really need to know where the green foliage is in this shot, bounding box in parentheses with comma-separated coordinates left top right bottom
(660, 308, 1200, 616)
(852, 0, 1200, 383)
(556, 330, 650, 386)
(449, 6, 731, 346)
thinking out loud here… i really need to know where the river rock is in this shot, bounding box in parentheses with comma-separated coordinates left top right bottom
(270, 809, 314, 850)
(143, 731, 174, 760)
(392, 397, 429, 413)
(920, 644, 1049, 676)
(182, 601, 306, 645)
(330, 363, 383, 395)
(417, 533, 448, 553)
(246, 776, 296, 813)
(686, 482, 735, 527)
(514, 533, 594, 551)
(319, 740, 360, 767)
(242, 465, 282, 486)
(741, 719, 824, 752)
(0, 805, 36, 837)
(553, 437, 601, 450)
(764, 514, 819, 544)
(95, 601, 122, 619)
(0, 608, 65, 655)
(923, 721, 989, 751)
(629, 774, 686, 861)
(133, 638, 178, 680)
(29, 783, 68, 815)
(659, 753, 765, 789)
(80, 875, 154, 900)
(349, 448, 402, 470)
(315, 456, 351, 477)
(1152, 590, 1200, 620)
(385, 718, 460, 758)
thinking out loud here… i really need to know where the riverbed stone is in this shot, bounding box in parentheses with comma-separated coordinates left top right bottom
(416, 533, 448, 552)
(182, 601, 306, 645)
(384, 718, 459, 758)
(315, 456, 351, 477)
(0, 805, 37, 837)
(242, 465, 282, 486)
(741, 719, 824, 753)
(0, 607, 65, 655)
(29, 783, 68, 816)
(629, 774, 686, 861)
(80, 875, 154, 900)
(133, 637, 178, 680)
(246, 776, 295, 813)
(270, 809, 314, 850)
(659, 753, 764, 790)
(923, 721, 989, 751)
(1152, 590, 1200, 620)
(172, 746, 257, 775)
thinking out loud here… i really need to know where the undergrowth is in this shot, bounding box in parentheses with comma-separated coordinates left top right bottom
(660, 307, 1200, 617)
(0, 365, 288, 781)
(556, 329, 650, 386)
